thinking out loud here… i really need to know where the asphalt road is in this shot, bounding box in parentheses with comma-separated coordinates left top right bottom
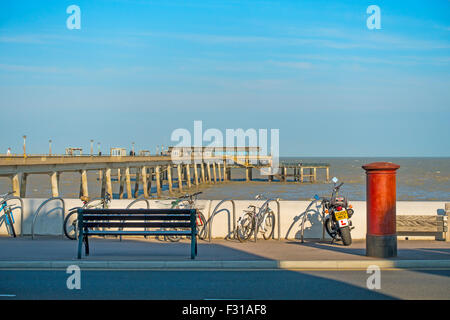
(0, 268, 449, 300)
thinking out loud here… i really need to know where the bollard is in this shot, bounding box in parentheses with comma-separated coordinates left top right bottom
(362, 162, 400, 258)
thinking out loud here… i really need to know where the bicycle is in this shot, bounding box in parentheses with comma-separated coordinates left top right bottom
(163, 192, 208, 242)
(0, 192, 19, 238)
(235, 194, 275, 242)
(63, 192, 112, 240)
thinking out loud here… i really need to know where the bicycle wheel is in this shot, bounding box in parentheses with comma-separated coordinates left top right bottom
(5, 207, 16, 238)
(196, 211, 208, 240)
(63, 210, 78, 240)
(262, 210, 275, 240)
(165, 232, 181, 242)
(236, 212, 254, 242)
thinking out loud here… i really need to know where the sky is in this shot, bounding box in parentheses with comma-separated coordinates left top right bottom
(0, 0, 449, 156)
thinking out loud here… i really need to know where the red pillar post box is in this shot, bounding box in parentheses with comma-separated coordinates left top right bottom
(362, 162, 400, 258)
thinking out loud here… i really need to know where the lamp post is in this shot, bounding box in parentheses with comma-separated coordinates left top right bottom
(49, 139, 52, 156)
(23, 135, 27, 158)
(90, 139, 94, 156)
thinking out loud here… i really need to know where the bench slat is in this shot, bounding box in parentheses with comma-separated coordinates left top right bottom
(83, 222, 191, 228)
(82, 215, 190, 221)
(397, 226, 445, 232)
(80, 208, 193, 215)
(396, 215, 447, 233)
(85, 230, 192, 236)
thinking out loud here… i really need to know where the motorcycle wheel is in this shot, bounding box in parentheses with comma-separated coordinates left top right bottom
(324, 216, 339, 240)
(339, 226, 352, 246)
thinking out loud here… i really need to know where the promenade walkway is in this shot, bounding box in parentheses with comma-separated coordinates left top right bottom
(0, 236, 449, 269)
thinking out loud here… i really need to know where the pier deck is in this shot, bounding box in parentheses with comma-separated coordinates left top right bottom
(0, 155, 330, 199)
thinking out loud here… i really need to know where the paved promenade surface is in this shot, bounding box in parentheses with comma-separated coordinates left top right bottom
(0, 236, 449, 263)
(1, 237, 449, 300)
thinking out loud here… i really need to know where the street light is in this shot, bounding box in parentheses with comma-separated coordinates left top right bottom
(23, 135, 27, 158)
(49, 139, 52, 156)
(90, 139, 94, 156)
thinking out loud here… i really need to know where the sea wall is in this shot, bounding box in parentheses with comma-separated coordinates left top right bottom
(0, 198, 448, 240)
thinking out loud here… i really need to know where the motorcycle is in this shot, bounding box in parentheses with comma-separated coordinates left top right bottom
(315, 177, 354, 246)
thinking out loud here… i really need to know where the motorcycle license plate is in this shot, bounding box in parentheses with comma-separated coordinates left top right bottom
(334, 210, 348, 220)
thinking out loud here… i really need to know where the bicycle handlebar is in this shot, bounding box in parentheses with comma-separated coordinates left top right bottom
(178, 192, 203, 199)
(0, 192, 14, 199)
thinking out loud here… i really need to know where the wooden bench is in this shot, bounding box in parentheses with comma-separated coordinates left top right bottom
(76, 208, 198, 259)
(397, 210, 449, 241)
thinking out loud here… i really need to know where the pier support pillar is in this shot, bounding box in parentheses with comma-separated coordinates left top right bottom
(167, 165, 173, 194)
(313, 168, 317, 183)
(125, 167, 132, 199)
(177, 164, 183, 192)
(246, 167, 252, 182)
(186, 164, 192, 188)
(217, 162, 222, 182)
(206, 162, 212, 184)
(363, 162, 400, 258)
(223, 161, 227, 181)
(105, 168, 113, 197)
(81, 170, 89, 198)
(20, 173, 28, 198)
(201, 163, 206, 183)
(155, 166, 162, 197)
(50, 172, 59, 197)
(212, 162, 217, 183)
(119, 169, 125, 199)
(193, 163, 199, 186)
(11, 174, 20, 197)
(134, 168, 140, 198)
(100, 170, 106, 198)
(147, 168, 153, 197)
(326, 167, 330, 182)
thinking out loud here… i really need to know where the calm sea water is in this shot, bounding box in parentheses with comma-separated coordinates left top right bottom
(0, 157, 448, 201)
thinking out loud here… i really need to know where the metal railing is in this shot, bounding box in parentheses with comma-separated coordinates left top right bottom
(207, 199, 236, 242)
(126, 198, 150, 209)
(119, 197, 151, 241)
(31, 197, 65, 239)
(253, 198, 281, 242)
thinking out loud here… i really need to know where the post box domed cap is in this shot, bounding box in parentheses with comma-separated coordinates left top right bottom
(362, 162, 400, 171)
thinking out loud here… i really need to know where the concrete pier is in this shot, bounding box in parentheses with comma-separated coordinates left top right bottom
(0, 154, 329, 199)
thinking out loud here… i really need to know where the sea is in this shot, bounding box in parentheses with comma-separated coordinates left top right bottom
(0, 157, 448, 201)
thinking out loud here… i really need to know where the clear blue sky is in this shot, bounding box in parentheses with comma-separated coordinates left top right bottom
(0, 0, 449, 156)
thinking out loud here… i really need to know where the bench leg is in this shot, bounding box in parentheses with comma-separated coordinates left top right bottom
(191, 235, 196, 260)
(77, 232, 83, 259)
(84, 235, 90, 256)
